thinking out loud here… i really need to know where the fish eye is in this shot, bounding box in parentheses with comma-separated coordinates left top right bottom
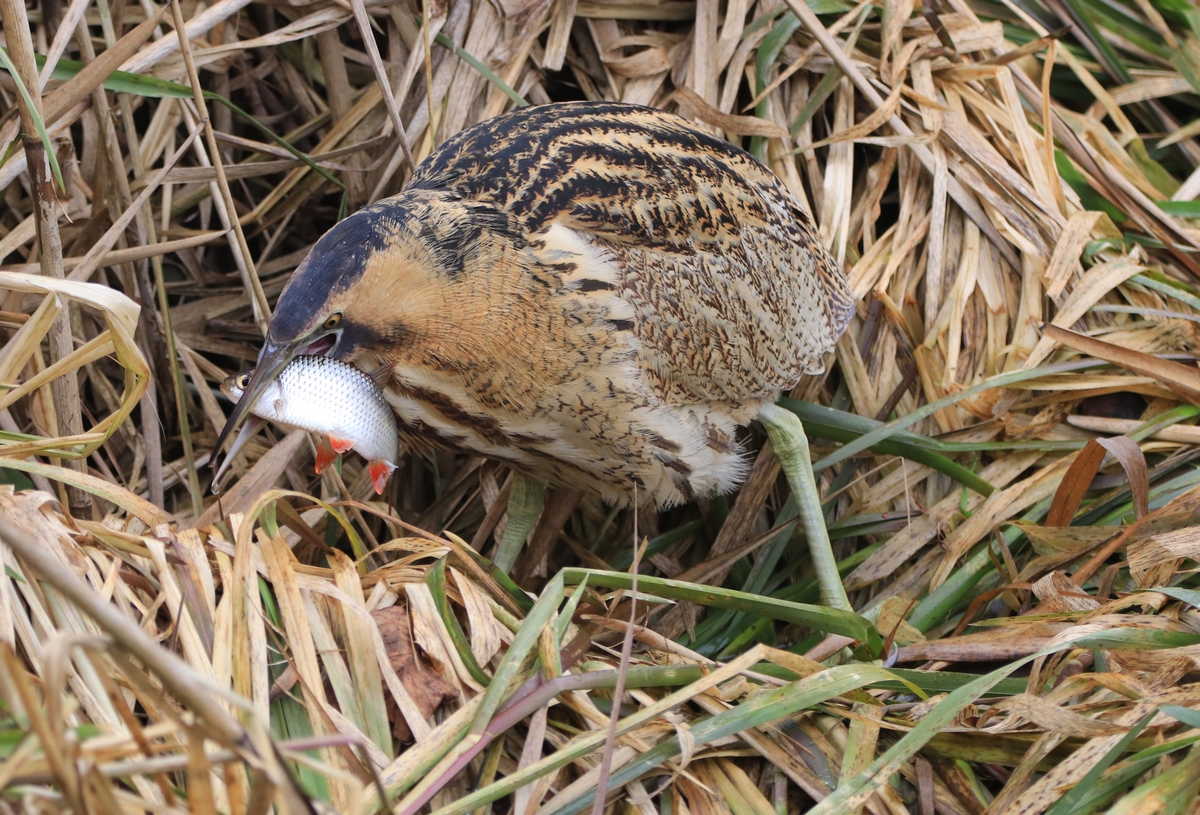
(238, 374, 251, 388)
(323, 313, 343, 330)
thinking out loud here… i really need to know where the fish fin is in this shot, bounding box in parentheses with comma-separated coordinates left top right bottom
(329, 436, 355, 454)
(273, 398, 286, 415)
(368, 363, 395, 389)
(368, 461, 394, 495)
(314, 436, 336, 474)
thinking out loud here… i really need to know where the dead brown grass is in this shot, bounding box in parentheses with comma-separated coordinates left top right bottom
(3, 0, 1200, 811)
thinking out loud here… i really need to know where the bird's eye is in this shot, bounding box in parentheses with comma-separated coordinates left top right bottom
(323, 313, 343, 330)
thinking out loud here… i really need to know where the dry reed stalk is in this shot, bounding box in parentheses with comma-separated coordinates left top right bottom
(3, 0, 1200, 810)
(0, 0, 89, 514)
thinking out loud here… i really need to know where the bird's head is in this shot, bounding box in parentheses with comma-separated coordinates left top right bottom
(211, 191, 518, 483)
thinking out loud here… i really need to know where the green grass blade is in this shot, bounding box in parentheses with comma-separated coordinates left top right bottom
(781, 398, 996, 495)
(1157, 200, 1200, 218)
(1129, 272, 1200, 311)
(562, 568, 881, 650)
(433, 31, 528, 107)
(751, 11, 800, 157)
(1069, 628, 1200, 650)
(1057, 0, 1133, 83)
(209, 94, 345, 194)
(541, 664, 906, 815)
(811, 359, 1108, 472)
(0, 48, 65, 194)
(42, 54, 194, 96)
(469, 572, 563, 736)
(426, 558, 490, 687)
(1161, 705, 1200, 729)
(257, 575, 332, 802)
(750, 663, 1027, 694)
(791, 68, 842, 136)
(556, 571, 589, 644)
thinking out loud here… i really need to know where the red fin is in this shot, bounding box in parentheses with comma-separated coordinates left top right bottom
(369, 461, 393, 495)
(329, 436, 355, 454)
(314, 437, 336, 474)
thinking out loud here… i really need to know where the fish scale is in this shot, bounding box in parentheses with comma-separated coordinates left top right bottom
(221, 356, 399, 493)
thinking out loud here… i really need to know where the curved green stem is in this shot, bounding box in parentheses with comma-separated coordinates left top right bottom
(493, 473, 545, 574)
(758, 402, 852, 612)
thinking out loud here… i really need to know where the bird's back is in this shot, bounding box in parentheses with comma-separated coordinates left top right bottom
(409, 102, 854, 403)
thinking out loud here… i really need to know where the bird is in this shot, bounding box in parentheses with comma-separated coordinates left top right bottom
(215, 100, 856, 609)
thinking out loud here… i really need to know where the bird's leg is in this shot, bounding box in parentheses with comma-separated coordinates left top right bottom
(757, 402, 851, 612)
(494, 473, 546, 574)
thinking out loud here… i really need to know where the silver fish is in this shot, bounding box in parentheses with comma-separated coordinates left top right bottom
(217, 356, 399, 494)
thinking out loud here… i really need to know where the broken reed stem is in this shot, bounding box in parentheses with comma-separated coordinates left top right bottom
(0, 0, 91, 514)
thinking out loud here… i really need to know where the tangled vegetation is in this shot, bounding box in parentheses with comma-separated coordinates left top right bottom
(2, 0, 1200, 810)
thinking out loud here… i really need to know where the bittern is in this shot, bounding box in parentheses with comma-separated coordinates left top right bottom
(215, 101, 855, 610)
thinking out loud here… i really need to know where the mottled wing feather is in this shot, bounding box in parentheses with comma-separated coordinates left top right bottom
(411, 101, 853, 403)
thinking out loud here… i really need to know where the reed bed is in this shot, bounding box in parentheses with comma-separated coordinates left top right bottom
(2, 0, 1200, 810)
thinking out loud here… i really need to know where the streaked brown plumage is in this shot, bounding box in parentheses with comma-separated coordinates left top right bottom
(218, 101, 853, 508)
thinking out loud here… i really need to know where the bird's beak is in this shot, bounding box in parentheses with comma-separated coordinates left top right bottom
(210, 415, 266, 490)
(209, 339, 299, 491)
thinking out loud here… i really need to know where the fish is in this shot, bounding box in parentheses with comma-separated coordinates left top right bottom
(216, 355, 400, 494)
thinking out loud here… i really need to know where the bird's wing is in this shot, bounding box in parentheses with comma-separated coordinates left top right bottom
(585, 218, 849, 404)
